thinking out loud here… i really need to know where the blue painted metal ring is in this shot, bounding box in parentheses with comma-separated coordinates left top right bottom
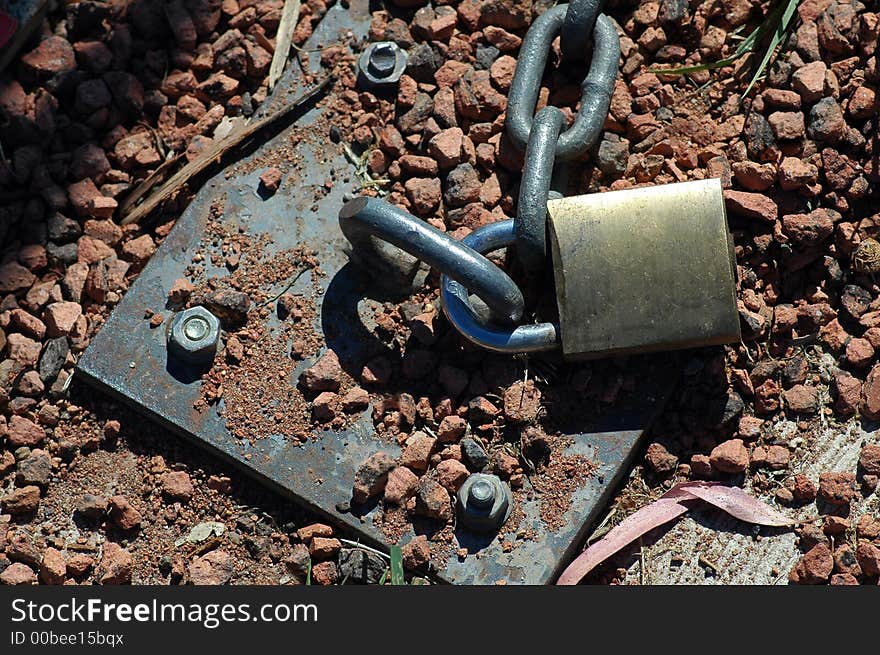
(440, 220, 560, 354)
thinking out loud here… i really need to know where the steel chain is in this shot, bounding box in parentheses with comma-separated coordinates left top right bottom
(440, 220, 560, 353)
(339, 3, 620, 352)
(505, 5, 619, 160)
(507, 1, 619, 270)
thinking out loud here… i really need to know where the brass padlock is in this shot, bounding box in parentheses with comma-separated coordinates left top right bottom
(433, 178, 740, 360)
(340, 178, 740, 361)
(546, 178, 740, 359)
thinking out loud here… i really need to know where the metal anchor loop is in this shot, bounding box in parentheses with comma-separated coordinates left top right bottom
(439, 219, 559, 354)
(506, 6, 620, 162)
(338, 197, 526, 324)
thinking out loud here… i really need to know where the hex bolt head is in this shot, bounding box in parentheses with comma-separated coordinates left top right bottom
(184, 317, 210, 341)
(469, 478, 496, 508)
(456, 473, 512, 535)
(167, 306, 221, 366)
(368, 43, 397, 77)
(357, 41, 407, 91)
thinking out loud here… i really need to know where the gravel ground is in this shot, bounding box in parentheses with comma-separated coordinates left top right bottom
(1, 0, 879, 586)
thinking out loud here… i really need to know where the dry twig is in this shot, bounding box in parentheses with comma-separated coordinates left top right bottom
(119, 153, 183, 216)
(269, 0, 302, 92)
(120, 76, 331, 226)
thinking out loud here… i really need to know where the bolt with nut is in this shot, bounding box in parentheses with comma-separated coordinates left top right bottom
(357, 41, 407, 91)
(456, 473, 513, 534)
(167, 306, 221, 366)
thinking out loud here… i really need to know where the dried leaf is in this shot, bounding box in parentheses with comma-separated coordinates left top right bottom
(557, 482, 794, 585)
(683, 481, 795, 527)
(556, 486, 698, 586)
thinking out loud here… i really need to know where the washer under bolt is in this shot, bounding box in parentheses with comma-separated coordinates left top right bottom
(167, 306, 221, 366)
(357, 41, 407, 90)
(456, 473, 512, 534)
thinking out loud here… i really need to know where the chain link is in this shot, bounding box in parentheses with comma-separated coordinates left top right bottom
(516, 106, 565, 271)
(506, 3, 619, 268)
(339, 197, 525, 323)
(440, 220, 560, 353)
(560, 0, 603, 63)
(505, 6, 620, 161)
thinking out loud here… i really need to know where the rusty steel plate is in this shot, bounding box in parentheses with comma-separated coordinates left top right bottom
(75, 1, 678, 584)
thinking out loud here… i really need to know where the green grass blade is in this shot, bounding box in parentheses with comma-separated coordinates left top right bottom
(732, 0, 786, 56)
(654, 7, 780, 75)
(649, 56, 738, 75)
(741, 0, 801, 97)
(390, 546, 405, 586)
(305, 559, 312, 586)
(648, 0, 801, 87)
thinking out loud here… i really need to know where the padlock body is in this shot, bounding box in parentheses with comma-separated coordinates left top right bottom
(547, 178, 740, 360)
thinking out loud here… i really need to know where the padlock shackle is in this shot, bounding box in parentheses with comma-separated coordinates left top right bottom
(440, 220, 560, 354)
